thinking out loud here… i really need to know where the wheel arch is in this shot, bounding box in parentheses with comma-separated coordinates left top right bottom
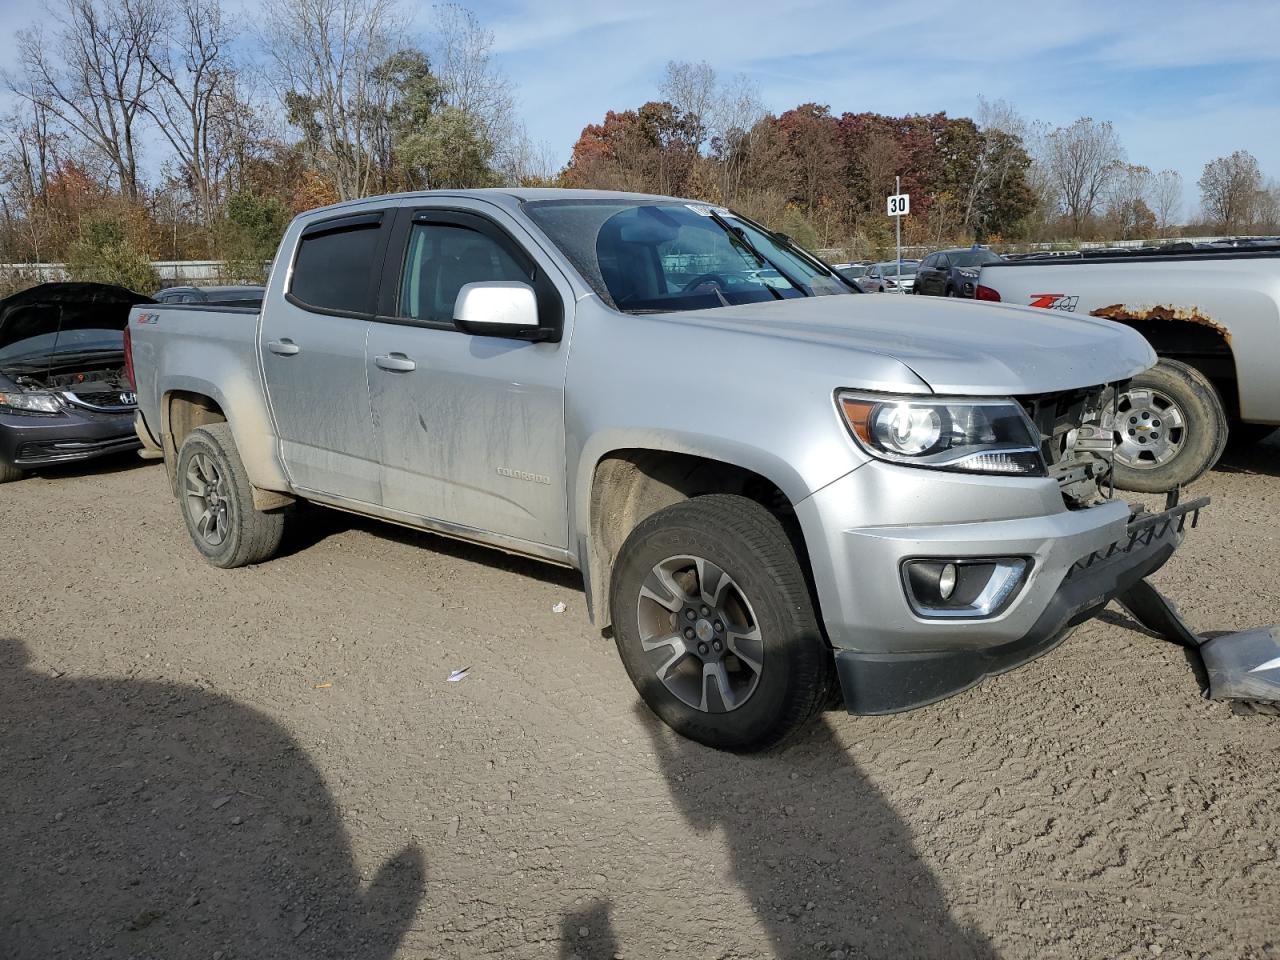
(578, 444, 819, 631)
(160, 378, 292, 508)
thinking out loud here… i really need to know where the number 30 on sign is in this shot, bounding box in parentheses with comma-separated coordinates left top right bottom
(887, 193, 910, 217)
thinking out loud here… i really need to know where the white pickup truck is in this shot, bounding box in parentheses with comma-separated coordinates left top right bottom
(976, 245, 1280, 492)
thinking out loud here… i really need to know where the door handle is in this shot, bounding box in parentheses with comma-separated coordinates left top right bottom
(267, 338, 300, 356)
(374, 353, 417, 372)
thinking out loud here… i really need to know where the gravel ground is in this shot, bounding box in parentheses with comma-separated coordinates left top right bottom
(2, 437, 1278, 959)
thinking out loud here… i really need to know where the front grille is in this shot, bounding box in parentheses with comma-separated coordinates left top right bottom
(1019, 383, 1120, 508)
(62, 390, 137, 411)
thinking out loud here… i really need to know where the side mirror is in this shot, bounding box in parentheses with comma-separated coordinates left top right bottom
(453, 281, 544, 340)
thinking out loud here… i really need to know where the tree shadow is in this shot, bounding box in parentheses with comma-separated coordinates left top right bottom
(0, 638, 424, 959)
(629, 705, 999, 959)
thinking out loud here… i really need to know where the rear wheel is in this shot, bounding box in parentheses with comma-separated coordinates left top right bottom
(1109, 358, 1228, 493)
(610, 495, 834, 752)
(0, 460, 23, 483)
(176, 423, 286, 568)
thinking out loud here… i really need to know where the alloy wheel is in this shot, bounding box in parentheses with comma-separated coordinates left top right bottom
(634, 555, 764, 713)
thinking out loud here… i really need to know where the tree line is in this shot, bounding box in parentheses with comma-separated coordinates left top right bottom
(0, 0, 1277, 294)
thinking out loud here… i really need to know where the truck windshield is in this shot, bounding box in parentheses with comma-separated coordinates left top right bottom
(523, 199, 854, 314)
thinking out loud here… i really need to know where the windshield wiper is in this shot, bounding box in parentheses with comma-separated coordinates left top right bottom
(704, 210, 791, 299)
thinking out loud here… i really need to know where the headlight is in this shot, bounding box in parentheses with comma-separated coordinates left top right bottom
(837, 392, 1045, 475)
(0, 391, 65, 416)
(959, 268, 980, 279)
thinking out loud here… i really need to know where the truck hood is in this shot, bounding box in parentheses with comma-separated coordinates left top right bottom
(663, 294, 1156, 395)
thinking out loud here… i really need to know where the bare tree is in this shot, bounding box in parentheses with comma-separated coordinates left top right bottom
(1104, 164, 1154, 239)
(661, 60, 717, 149)
(142, 0, 248, 243)
(1151, 169, 1182, 236)
(260, 0, 406, 200)
(1198, 150, 1262, 232)
(12, 0, 162, 201)
(1044, 116, 1123, 236)
(431, 3, 515, 167)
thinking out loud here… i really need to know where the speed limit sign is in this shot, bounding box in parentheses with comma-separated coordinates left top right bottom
(887, 193, 910, 216)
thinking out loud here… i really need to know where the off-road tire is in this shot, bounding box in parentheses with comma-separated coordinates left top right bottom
(610, 494, 834, 752)
(0, 460, 23, 483)
(1113, 358, 1228, 493)
(176, 423, 285, 568)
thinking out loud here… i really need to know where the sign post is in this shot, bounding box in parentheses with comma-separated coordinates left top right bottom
(886, 178, 910, 294)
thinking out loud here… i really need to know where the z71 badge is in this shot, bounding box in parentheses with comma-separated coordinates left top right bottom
(1028, 294, 1079, 312)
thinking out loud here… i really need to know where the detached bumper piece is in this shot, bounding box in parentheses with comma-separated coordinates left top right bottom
(1117, 577, 1280, 707)
(837, 498, 1207, 716)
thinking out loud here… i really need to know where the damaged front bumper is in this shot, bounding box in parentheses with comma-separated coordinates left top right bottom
(798, 461, 1208, 714)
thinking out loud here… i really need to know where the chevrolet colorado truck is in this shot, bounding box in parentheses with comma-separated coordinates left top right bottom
(127, 188, 1204, 750)
(976, 245, 1280, 492)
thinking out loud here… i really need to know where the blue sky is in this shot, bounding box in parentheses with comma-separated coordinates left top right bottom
(1, 0, 1276, 215)
(471, 0, 1280, 213)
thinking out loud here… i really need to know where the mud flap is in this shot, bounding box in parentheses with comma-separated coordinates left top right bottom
(1116, 578, 1280, 705)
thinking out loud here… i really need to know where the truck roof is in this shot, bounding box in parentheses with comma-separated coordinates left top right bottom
(295, 187, 699, 220)
(995, 242, 1280, 267)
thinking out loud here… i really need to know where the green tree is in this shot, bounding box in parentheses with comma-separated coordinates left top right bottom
(220, 192, 291, 283)
(65, 216, 159, 293)
(379, 49, 498, 190)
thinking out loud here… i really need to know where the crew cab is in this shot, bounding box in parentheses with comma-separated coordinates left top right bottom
(128, 189, 1205, 750)
(977, 245, 1280, 492)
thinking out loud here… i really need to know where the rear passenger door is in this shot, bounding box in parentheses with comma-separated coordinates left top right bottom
(365, 203, 572, 551)
(261, 209, 390, 504)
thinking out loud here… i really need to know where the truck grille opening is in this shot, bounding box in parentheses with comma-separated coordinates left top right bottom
(1019, 382, 1123, 508)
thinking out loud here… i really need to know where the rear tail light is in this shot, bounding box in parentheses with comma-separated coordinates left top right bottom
(975, 285, 1001, 302)
(123, 323, 137, 389)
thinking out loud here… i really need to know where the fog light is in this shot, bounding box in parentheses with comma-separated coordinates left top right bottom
(938, 563, 957, 600)
(902, 558, 1029, 619)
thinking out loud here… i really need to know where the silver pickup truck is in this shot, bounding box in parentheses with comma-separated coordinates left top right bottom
(127, 188, 1207, 751)
(976, 246, 1280, 492)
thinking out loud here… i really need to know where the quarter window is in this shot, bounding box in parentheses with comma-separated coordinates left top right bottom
(399, 222, 531, 323)
(291, 220, 382, 315)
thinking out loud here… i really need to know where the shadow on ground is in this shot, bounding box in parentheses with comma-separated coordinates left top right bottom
(0, 639, 424, 959)
(1213, 429, 1280, 479)
(563, 706, 997, 959)
(276, 502, 583, 591)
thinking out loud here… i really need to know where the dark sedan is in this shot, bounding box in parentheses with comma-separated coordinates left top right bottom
(0, 282, 153, 483)
(154, 284, 265, 306)
(913, 247, 1005, 298)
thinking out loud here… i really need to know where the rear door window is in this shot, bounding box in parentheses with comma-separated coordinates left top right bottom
(290, 214, 384, 315)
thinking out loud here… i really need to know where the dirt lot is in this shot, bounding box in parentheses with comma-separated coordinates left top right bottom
(2, 438, 1278, 960)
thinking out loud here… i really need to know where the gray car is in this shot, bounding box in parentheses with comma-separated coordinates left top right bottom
(127, 189, 1206, 751)
(0, 282, 150, 483)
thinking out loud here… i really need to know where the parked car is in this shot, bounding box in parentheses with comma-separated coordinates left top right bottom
(862, 260, 918, 293)
(0, 282, 152, 483)
(129, 188, 1205, 751)
(976, 244, 1280, 492)
(914, 247, 1005, 297)
(154, 285, 266, 307)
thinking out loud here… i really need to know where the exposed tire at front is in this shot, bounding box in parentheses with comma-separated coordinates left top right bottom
(0, 460, 23, 483)
(610, 494, 833, 752)
(176, 423, 286, 569)
(1110, 358, 1228, 493)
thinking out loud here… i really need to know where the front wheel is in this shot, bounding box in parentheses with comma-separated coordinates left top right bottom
(610, 495, 834, 752)
(176, 423, 286, 568)
(1110, 358, 1228, 493)
(0, 460, 23, 483)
